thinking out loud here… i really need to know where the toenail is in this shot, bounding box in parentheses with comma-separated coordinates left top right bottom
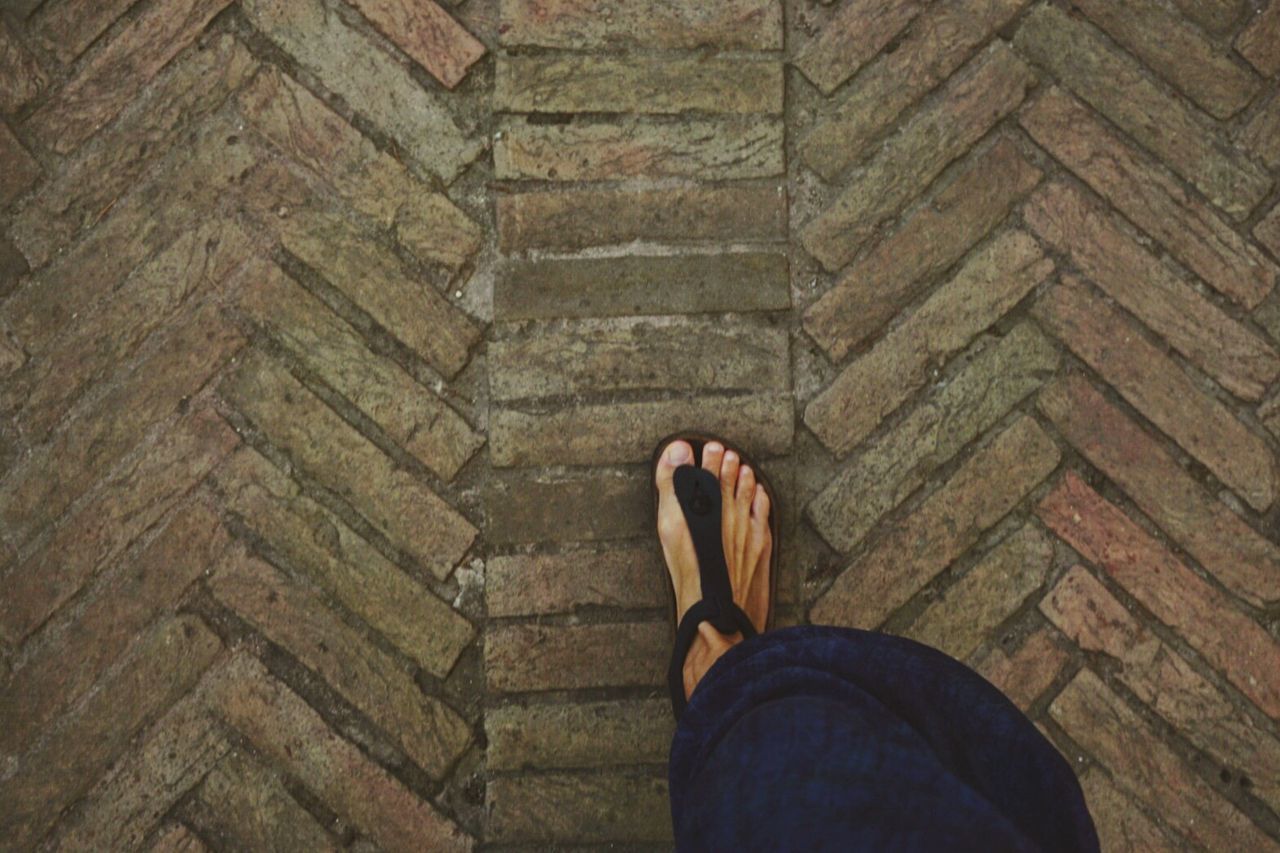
(724, 451, 737, 464)
(668, 442, 691, 463)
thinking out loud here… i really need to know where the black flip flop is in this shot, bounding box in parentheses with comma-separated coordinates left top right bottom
(650, 431, 781, 720)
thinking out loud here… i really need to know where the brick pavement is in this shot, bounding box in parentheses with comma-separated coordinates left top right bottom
(1, 0, 1279, 848)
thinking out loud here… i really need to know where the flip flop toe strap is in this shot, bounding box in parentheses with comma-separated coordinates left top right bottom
(668, 465, 758, 720)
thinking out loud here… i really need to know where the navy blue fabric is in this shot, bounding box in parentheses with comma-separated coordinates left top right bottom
(670, 626, 1099, 853)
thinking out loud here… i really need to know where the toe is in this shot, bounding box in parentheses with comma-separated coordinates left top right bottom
(655, 440, 692, 493)
(719, 450, 740, 500)
(750, 486, 771, 549)
(702, 441, 724, 479)
(737, 464, 756, 509)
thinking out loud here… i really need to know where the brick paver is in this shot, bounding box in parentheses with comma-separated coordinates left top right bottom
(2, 0, 1280, 848)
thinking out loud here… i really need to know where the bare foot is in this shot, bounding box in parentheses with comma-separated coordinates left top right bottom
(655, 439, 772, 701)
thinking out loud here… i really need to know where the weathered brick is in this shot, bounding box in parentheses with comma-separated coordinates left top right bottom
(803, 137, 1040, 360)
(799, 42, 1034, 271)
(211, 653, 472, 852)
(805, 230, 1052, 456)
(149, 824, 210, 853)
(0, 19, 47, 112)
(488, 545, 665, 617)
(492, 393, 793, 467)
(1021, 89, 1276, 310)
(0, 408, 237, 644)
(241, 0, 481, 182)
(1050, 670, 1273, 851)
(486, 622, 667, 693)
(220, 352, 477, 579)
(5, 219, 253, 441)
(486, 468, 649, 545)
(48, 690, 230, 852)
(1013, 3, 1272, 219)
(3, 117, 256, 349)
(799, 0, 1025, 180)
(487, 772, 671, 844)
(1039, 374, 1280, 608)
(498, 185, 787, 252)
(1039, 473, 1280, 719)
(31, 0, 139, 64)
(809, 325, 1057, 553)
(192, 752, 338, 851)
(495, 252, 790, 320)
(1041, 564, 1280, 812)
(0, 615, 222, 850)
(1172, 0, 1244, 33)
(239, 261, 482, 480)
(0, 300, 245, 548)
(1242, 94, 1280, 170)
(344, 0, 483, 89)
(209, 549, 472, 777)
(495, 116, 784, 181)
(0, 502, 228, 754)
(974, 628, 1069, 711)
(0, 233, 26, 298)
(1026, 182, 1279, 398)
(497, 0, 782, 49)
(1257, 202, 1280, 260)
(25, 0, 234, 153)
(905, 525, 1053, 661)
(1237, 0, 1280, 77)
(486, 699, 672, 770)
(1072, 0, 1259, 119)
(793, 0, 923, 95)
(0, 122, 39, 209)
(811, 416, 1060, 629)
(1033, 277, 1277, 511)
(491, 318, 789, 401)
(238, 67, 482, 269)
(213, 447, 474, 677)
(1078, 770, 1180, 853)
(494, 55, 783, 115)
(274, 206, 480, 379)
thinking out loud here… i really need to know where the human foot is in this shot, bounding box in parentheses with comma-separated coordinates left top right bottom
(655, 439, 773, 701)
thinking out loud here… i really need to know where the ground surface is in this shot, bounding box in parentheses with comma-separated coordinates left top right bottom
(1, 0, 1280, 848)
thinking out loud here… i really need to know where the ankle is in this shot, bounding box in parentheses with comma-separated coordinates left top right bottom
(681, 628, 742, 700)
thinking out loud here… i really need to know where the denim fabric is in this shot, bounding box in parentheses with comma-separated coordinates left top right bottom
(670, 626, 1099, 853)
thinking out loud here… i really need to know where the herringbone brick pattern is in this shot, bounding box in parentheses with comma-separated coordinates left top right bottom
(0, 0, 1278, 848)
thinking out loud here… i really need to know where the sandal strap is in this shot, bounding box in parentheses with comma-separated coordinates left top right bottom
(667, 465, 759, 719)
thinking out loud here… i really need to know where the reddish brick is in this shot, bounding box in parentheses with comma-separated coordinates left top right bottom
(486, 622, 667, 693)
(974, 628, 1069, 711)
(191, 752, 339, 851)
(1022, 91, 1276, 310)
(799, 0, 1025, 181)
(488, 546, 666, 617)
(1014, 3, 1272, 219)
(220, 352, 476, 580)
(487, 772, 671, 844)
(1078, 770, 1181, 853)
(1237, 0, 1280, 77)
(1039, 374, 1280, 608)
(31, 0, 140, 64)
(793, 0, 924, 95)
(0, 300, 246, 548)
(345, 0, 483, 89)
(209, 549, 471, 778)
(1041, 565, 1280, 812)
(0, 20, 47, 112)
(0, 406, 238, 644)
(494, 55, 783, 115)
(486, 699, 672, 770)
(497, 0, 783, 50)
(799, 42, 1034, 271)
(485, 468, 650, 545)
(149, 824, 210, 853)
(803, 136, 1042, 361)
(26, 0, 234, 153)
(212, 446, 474, 677)
(1071, 0, 1260, 119)
(1033, 277, 1277, 511)
(0, 123, 39, 209)
(0, 502, 228, 754)
(497, 185, 787, 252)
(1050, 670, 1273, 851)
(805, 230, 1052, 456)
(1039, 472, 1280, 719)
(238, 261, 482, 481)
(811, 416, 1060, 629)
(0, 615, 223, 850)
(210, 653, 472, 852)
